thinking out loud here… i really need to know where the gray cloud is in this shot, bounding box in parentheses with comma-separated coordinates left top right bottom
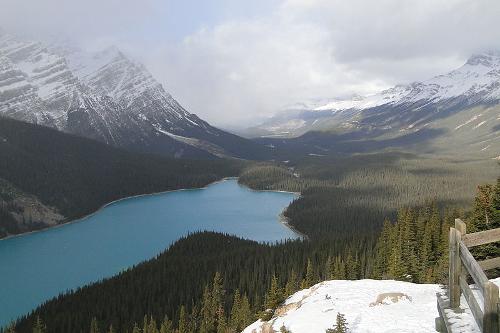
(1, 0, 500, 126)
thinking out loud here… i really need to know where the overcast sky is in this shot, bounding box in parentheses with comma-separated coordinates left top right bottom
(1, 0, 500, 127)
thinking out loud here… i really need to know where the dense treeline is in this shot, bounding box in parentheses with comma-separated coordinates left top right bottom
(10, 177, 499, 333)
(372, 206, 453, 284)
(11, 231, 374, 333)
(0, 117, 244, 237)
(372, 177, 500, 284)
(240, 154, 499, 238)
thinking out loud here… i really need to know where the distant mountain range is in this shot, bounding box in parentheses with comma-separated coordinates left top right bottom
(1, 31, 498, 160)
(0, 32, 270, 159)
(247, 52, 500, 158)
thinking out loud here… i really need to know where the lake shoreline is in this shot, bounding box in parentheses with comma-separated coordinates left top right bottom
(278, 212, 308, 240)
(0, 178, 300, 328)
(0, 177, 237, 242)
(0, 177, 303, 242)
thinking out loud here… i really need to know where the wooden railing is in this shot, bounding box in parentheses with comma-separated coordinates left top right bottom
(441, 218, 500, 332)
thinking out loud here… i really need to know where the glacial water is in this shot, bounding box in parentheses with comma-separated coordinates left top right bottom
(0, 179, 298, 327)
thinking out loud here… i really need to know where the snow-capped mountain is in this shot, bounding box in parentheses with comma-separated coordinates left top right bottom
(245, 52, 500, 158)
(313, 52, 500, 113)
(0, 32, 269, 159)
(249, 52, 500, 149)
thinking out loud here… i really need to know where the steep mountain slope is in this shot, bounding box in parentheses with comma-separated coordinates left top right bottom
(0, 32, 270, 159)
(250, 52, 500, 158)
(0, 116, 242, 238)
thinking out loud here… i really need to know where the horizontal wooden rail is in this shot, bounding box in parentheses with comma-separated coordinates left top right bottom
(478, 257, 500, 271)
(462, 228, 500, 247)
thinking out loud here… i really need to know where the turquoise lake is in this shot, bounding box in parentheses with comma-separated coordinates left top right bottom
(0, 179, 298, 327)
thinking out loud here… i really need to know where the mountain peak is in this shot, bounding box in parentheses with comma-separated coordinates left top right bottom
(465, 51, 500, 67)
(0, 32, 269, 159)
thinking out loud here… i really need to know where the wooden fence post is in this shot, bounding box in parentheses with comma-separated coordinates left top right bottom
(455, 218, 466, 235)
(483, 281, 499, 333)
(449, 227, 461, 308)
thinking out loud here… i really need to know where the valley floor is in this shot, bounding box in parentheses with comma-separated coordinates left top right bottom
(244, 279, 486, 333)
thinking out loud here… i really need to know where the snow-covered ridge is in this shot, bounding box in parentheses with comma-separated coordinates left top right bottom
(290, 51, 500, 114)
(249, 51, 500, 143)
(243, 279, 488, 333)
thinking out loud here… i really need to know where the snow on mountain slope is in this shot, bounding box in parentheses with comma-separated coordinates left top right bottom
(0, 32, 269, 159)
(313, 51, 500, 112)
(244, 279, 481, 333)
(250, 52, 500, 142)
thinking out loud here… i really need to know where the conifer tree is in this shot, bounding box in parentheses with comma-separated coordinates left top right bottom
(147, 315, 159, 333)
(402, 209, 419, 281)
(326, 312, 348, 333)
(239, 294, 253, 329)
(190, 303, 201, 333)
(418, 211, 433, 280)
(490, 178, 500, 225)
(216, 306, 227, 333)
(230, 290, 242, 331)
(212, 272, 225, 331)
(280, 325, 291, 333)
(474, 184, 494, 226)
(90, 317, 100, 333)
(159, 316, 173, 333)
(142, 315, 149, 333)
(373, 219, 392, 278)
(325, 256, 334, 280)
(387, 227, 406, 280)
(200, 285, 214, 333)
(345, 253, 359, 280)
(4, 323, 16, 333)
(32, 316, 46, 333)
(264, 274, 284, 311)
(301, 259, 314, 288)
(333, 256, 346, 280)
(178, 306, 189, 333)
(284, 269, 298, 296)
(335, 312, 348, 333)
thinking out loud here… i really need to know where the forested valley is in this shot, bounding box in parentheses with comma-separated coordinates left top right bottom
(6, 149, 498, 332)
(0, 117, 244, 238)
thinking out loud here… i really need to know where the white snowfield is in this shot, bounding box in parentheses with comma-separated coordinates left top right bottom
(242, 279, 500, 333)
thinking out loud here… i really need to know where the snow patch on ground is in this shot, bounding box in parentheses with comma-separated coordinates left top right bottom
(245, 278, 500, 332)
(156, 127, 228, 158)
(473, 121, 487, 129)
(455, 115, 482, 130)
(243, 279, 444, 333)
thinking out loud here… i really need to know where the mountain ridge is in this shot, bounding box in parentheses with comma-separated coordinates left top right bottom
(0, 32, 271, 159)
(245, 52, 500, 158)
(249, 52, 500, 138)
